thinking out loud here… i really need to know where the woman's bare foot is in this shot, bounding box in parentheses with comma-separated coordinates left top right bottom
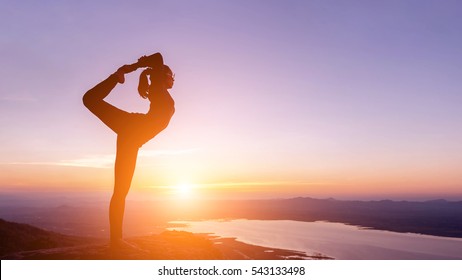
(137, 53, 163, 68)
(110, 238, 149, 253)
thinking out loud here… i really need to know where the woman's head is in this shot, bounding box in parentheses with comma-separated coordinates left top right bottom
(138, 65, 175, 98)
(147, 65, 174, 89)
(162, 65, 175, 89)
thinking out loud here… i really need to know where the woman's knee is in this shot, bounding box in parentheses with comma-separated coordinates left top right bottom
(82, 90, 96, 109)
(111, 191, 128, 203)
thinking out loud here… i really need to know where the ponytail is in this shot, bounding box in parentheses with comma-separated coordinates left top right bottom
(138, 68, 152, 99)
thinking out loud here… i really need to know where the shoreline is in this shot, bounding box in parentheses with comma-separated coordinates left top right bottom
(1, 230, 332, 260)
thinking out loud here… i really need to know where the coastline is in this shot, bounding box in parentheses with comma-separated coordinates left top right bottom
(1, 230, 331, 260)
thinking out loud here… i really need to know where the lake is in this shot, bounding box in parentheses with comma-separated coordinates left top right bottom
(168, 219, 462, 259)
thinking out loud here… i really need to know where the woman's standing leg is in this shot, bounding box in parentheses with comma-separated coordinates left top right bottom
(82, 63, 144, 248)
(109, 136, 139, 246)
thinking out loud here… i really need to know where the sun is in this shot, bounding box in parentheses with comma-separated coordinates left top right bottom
(174, 183, 194, 198)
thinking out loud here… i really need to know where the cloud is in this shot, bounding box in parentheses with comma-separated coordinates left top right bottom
(139, 148, 198, 157)
(144, 180, 328, 190)
(2, 148, 198, 169)
(56, 155, 115, 168)
(196, 181, 329, 188)
(4, 154, 115, 169)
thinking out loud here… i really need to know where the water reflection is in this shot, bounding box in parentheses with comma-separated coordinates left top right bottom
(169, 219, 462, 259)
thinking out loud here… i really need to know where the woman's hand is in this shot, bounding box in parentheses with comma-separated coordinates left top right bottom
(114, 64, 139, 84)
(118, 64, 138, 74)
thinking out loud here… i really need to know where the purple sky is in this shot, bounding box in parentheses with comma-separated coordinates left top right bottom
(1, 0, 461, 200)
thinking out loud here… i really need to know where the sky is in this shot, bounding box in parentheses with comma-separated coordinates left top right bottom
(1, 0, 461, 200)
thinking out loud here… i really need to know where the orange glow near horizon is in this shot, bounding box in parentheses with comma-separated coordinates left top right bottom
(1, 157, 462, 200)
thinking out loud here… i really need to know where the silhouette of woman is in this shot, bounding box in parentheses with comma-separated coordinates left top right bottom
(83, 53, 175, 249)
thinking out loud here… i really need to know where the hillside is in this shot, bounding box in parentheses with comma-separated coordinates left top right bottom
(0, 218, 98, 256)
(0, 219, 325, 260)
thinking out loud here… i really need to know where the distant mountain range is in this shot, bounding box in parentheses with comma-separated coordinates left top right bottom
(1, 197, 462, 239)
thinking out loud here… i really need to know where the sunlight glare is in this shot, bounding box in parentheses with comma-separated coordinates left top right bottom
(174, 183, 194, 198)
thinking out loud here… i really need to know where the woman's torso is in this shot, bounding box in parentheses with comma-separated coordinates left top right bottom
(123, 90, 175, 147)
